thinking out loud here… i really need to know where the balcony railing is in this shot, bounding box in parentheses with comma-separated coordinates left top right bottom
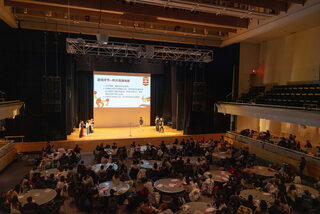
(226, 131, 320, 166)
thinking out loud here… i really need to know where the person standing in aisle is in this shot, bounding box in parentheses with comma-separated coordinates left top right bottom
(299, 157, 306, 178)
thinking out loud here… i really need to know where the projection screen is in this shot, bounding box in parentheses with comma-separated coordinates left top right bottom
(93, 71, 151, 127)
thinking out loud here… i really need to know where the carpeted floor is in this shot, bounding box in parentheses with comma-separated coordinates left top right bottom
(0, 158, 31, 193)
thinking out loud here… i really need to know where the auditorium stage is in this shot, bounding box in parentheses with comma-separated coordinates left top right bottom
(68, 126, 183, 141)
(14, 126, 224, 153)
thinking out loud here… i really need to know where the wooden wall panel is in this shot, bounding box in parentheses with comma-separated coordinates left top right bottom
(15, 133, 224, 153)
(0, 148, 17, 172)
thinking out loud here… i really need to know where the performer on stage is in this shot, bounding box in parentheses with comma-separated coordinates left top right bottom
(139, 117, 144, 131)
(155, 116, 159, 132)
(88, 119, 94, 134)
(86, 120, 90, 136)
(159, 117, 164, 133)
(79, 121, 84, 138)
(88, 120, 92, 134)
(90, 118, 94, 133)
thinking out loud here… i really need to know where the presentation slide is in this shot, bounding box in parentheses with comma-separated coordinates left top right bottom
(93, 72, 151, 128)
(94, 72, 150, 108)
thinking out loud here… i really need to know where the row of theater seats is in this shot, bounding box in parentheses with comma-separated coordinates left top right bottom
(237, 84, 320, 108)
(238, 86, 265, 103)
(256, 84, 320, 107)
(0, 91, 5, 102)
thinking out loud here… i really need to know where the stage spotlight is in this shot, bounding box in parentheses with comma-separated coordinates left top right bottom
(46, 11, 52, 17)
(174, 26, 181, 31)
(96, 33, 109, 45)
(66, 44, 76, 54)
(77, 38, 85, 45)
(189, 63, 194, 70)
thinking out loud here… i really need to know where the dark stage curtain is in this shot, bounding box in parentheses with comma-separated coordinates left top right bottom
(150, 65, 172, 126)
(65, 55, 75, 135)
(176, 64, 209, 134)
(150, 75, 165, 125)
(74, 71, 93, 126)
(174, 54, 238, 134)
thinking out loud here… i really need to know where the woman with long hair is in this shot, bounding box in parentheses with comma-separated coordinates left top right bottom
(10, 195, 21, 214)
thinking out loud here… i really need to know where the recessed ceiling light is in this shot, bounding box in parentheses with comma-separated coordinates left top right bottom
(46, 11, 52, 17)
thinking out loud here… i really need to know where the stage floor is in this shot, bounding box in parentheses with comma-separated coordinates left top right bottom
(67, 126, 184, 141)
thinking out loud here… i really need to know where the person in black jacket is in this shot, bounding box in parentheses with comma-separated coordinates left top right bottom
(299, 157, 306, 178)
(23, 196, 39, 214)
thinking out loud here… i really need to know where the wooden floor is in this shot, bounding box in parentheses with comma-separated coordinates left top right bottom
(68, 126, 183, 141)
(15, 126, 224, 153)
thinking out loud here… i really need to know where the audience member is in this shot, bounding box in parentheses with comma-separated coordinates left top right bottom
(1, 136, 319, 214)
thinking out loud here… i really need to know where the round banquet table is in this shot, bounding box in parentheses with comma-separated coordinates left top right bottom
(91, 163, 118, 173)
(211, 151, 231, 160)
(181, 202, 215, 214)
(200, 143, 212, 148)
(286, 183, 319, 198)
(98, 181, 130, 197)
(47, 152, 62, 159)
(140, 160, 162, 170)
(166, 144, 183, 150)
(204, 170, 230, 182)
(40, 168, 58, 178)
(154, 178, 185, 193)
(244, 166, 277, 177)
(18, 189, 57, 206)
(182, 156, 198, 164)
(240, 189, 274, 205)
(104, 148, 117, 155)
(139, 146, 148, 153)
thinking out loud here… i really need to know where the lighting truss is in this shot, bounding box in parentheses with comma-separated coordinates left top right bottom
(128, 0, 275, 19)
(66, 38, 213, 63)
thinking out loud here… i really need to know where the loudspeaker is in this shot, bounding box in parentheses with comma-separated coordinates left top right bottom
(192, 82, 207, 112)
(42, 76, 61, 112)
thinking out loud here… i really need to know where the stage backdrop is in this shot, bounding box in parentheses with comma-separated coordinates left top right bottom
(93, 71, 151, 127)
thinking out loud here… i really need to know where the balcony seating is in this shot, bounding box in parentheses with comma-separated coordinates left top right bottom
(238, 86, 265, 103)
(253, 84, 319, 108)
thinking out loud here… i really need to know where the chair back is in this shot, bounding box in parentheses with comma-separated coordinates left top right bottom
(237, 205, 253, 214)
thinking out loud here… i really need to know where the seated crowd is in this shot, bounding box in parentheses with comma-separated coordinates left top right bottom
(240, 129, 320, 157)
(0, 137, 319, 214)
